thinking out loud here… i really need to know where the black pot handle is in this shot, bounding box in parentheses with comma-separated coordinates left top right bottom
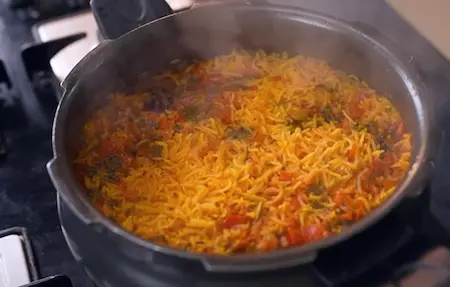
(90, 0, 174, 40)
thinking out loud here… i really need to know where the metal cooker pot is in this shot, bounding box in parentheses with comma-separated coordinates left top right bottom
(47, 0, 440, 286)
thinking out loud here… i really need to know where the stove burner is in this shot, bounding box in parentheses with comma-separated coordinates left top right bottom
(32, 12, 99, 82)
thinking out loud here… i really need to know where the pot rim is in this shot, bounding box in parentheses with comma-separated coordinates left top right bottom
(49, 1, 431, 270)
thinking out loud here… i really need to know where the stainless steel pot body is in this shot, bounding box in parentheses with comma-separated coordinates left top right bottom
(47, 1, 435, 285)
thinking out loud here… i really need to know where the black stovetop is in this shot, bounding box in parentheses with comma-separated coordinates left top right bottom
(2, 1, 450, 287)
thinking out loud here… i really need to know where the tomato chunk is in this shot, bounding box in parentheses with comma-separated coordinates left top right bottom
(347, 144, 358, 162)
(287, 227, 304, 245)
(223, 215, 247, 228)
(158, 117, 173, 130)
(254, 133, 267, 143)
(220, 107, 232, 124)
(279, 171, 293, 181)
(99, 140, 120, 157)
(340, 212, 353, 221)
(257, 234, 279, 251)
(303, 224, 330, 242)
(396, 122, 404, 137)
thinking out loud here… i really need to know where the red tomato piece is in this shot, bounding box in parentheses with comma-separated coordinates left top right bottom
(348, 144, 358, 162)
(279, 171, 293, 181)
(99, 140, 118, 157)
(158, 118, 173, 130)
(340, 212, 353, 221)
(220, 107, 232, 124)
(254, 133, 267, 143)
(303, 224, 330, 242)
(257, 235, 279, 252)
(287, 227, 304, 245)
(223, 215, 247, 228)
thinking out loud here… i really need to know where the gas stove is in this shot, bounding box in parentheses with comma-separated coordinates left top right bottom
(2, 0, 450, 287)
(32, 11, 99, 82)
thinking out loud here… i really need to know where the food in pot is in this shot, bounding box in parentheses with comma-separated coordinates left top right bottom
(74, 50, 411, 254)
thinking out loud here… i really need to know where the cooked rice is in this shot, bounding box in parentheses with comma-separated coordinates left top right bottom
(74, 50, 411, 254)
